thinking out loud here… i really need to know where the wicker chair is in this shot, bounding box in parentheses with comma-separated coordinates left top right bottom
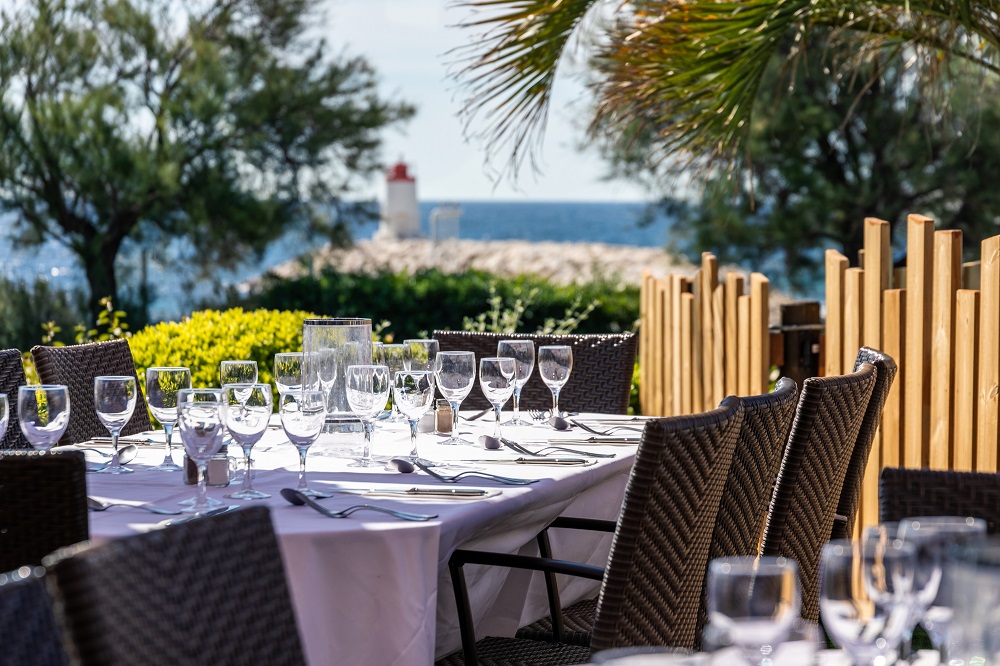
(44, 506, 304, 666)
(432, 331, 637, 414)
(830, 347, 898, 540)
(0, 348, 29, 449)
(0, 568, 70, 666)
(0, 451, 89, 573)
(439, 398, 744, 665)
(880, 467, 1000, 534)
(759, 363, 877, 622)
(31, 339, 152, 446)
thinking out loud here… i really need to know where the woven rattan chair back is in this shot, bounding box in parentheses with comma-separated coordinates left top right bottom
(31, 339, 151, 446)
(0, 348, 29, 449)
(44, 506, 305, 666)
(759, 363, 877, 622)
(588, 397, 744, 652)
(830, 347, 898, 540)
(0, 569, 70, 666)
(0, 451, 88, 573)
(433, 331, 637, 413)
(880, 467, 1000, 534)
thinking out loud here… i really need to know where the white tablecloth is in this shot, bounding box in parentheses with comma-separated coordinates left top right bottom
(82, 412, 637, 665)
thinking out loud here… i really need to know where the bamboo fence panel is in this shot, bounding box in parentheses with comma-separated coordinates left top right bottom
(825, 251, 848, 376)
(725, 273, 744, 396)
(929, 230, 962, 470)
(954, 290, 979, 471)
(905, 215, 934, 468)
(979, 236, 1000, 471)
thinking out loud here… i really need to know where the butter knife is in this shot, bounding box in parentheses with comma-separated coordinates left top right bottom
(459, 458, 594, 465)
(335, 487, 489, 498)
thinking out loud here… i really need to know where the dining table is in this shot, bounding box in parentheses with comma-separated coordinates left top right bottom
(79, 410, 642, 666)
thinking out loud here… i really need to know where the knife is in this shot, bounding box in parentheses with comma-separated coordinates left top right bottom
(335, 487, 489, 497)
(459, 458, 594, 465)
(549, 437, 639, 445)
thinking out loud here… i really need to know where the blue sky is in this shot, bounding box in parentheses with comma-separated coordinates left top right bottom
(322, 0, 650, 202)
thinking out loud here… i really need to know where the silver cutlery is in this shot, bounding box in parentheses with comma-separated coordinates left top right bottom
(528, 410, 579, 420)
(280, 488, 438, 521)
(570, 420, 645, 436)
(330, 487, 489, 498)
(546, 436, 640, 445)
(412, 460, 538, 485)
(501, 437, 616, 459)
(155, 505, 237, 527)
(458, 458, 596, 466)
(87, 497, 181, 515)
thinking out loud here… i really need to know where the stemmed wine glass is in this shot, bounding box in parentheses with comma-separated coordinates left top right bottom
(705, 556, 801, 665)
(433, 351, 476, 445)
(93, 376, 138, 474)
(0, 394, 8, 443)
(392, 370, 435, 462)
(497, 340, 534, 426)
(273, 352, 304, 394)
(315, 348, 339, 410)
(479, 357, 516, 438)
(279, 390, 327, 497)
(404, 338, 439, 373)
(146, 367, 192, 472)
(538, 345, 573, 418)
(377, 343, 412, 422)
(176, 388, 227, 512)
(345, 364, 390, 467)
(18, 385, 70, 451)
(220, 360, 257, 409)
(223, 383, 272, 500)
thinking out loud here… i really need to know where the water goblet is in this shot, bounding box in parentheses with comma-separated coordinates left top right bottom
(146, 366, 192, 472)
(345, 364, 391, 467)
(315, 348, 339, 409)
(479, 357, 516, 438)
(223, 383, 272, 500)
(404, 338, 439, 373)
(273, 352, 304, 394)
(433, 351, 476, 445)
(0, 393, 7, 443)
(392, 370, 435, 462)
(220, 360, 257, 408)
(279, 390, 326, 497)
(93, 376, 138, 474)
(17, 384, 70, 451)
(705, 556, 801, 666)
(538, 345, 573, 418)
(497, 340, 534, 426)
(377, 343, 412, 422)
(176, 388, 227, 512)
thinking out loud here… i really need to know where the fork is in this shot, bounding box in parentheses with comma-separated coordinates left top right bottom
(528, 410, 548, 421)
(501, 438, 616, 459)
(413, 460, 538, 485)
(280, 488, 437, 521)
(570, 420, 645, 436)
(87, 497, 181, 515)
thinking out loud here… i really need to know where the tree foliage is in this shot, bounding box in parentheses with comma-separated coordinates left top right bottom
(0, 0, 414, 318)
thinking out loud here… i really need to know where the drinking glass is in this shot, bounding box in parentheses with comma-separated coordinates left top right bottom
(820, 538, 916, 665)
(0, 394, 8, 444)
(176, 388, 226, 512)
(705, 556, 801, 666)
(479, 357, 516, 438)
(273, 352, 304, 394)
(404, 338, 439, 373)
(377, 343, 412, 422)
(497, 339, 534, 426)
(392, 370, 435, 462)
(538, 345, 573, 417)
(220, 360, 257, 407)
(93, 376, 138, 474)
(146, 366, 191, 472)
(345, 364, 391, 467)
(18, 385, 70, 451)
(433, 351, 476, 445)
(315, 348, 339, 409)
(223, 383, 272, 500)
(279, 390, 326, 497)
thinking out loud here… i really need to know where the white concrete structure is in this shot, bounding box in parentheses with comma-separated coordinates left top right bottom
(374, 161, 421, 240)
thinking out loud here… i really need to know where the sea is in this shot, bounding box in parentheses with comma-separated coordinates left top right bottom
(0, 201, 675, 321)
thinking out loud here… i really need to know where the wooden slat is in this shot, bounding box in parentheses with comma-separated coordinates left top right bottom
(750, 273, 770, 394)
(863, 218, 891, 349)
(725, 274, 744, 396)
(825, 251, 848, 376)
(929, 230, 962, 470)
(671, 276, 685, 416)
(681, 292, 694, 414)
(954, 289, 979, 471)
(844, 268, 864, 371)
(905, 214, 935, 469)
(701, 253, 718, 407)
(738, 295, 751, 397)
(979, 235, 1000, 471)
(964, 261, 982, 290)
(691, 272, 703, 413)
(881, 289, 906, 470)
(650, 277, 664, 416)
(661, 278, 673, 417)
(639, 272, 652, 414)
(713, 284, 725, 403)
(894, 266, 907, 289)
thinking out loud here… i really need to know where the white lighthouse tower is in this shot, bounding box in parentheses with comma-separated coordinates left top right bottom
(374, 160, 421, 240)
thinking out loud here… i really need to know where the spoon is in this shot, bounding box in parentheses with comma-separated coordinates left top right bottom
(549, 415, 571, 431)
(76, 444, 139, 464)
(280, 488, 437, 521)
(386, 458, 416, 474)
(479, 435, 502, 450)
(87, 497, 181, 515)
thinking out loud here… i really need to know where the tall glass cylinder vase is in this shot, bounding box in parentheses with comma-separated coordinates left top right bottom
(302, 318, 373, 431)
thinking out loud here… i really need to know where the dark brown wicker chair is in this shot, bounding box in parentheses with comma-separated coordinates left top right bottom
(0, 348, 29, 449)
(0, 568, 70, 666)
(0, 451, 89, 573)
(830, 347, 898, 540)
(759, 363, 877, 622)
(439, 398, 744, 665)
(44, 506, 305, 666)
(433, 331, 637, 414)
(31, 339, 152, 446)
(880, 467, 1000, 534)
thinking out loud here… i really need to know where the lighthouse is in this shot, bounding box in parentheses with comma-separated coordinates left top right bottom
(374, 160, 421, 240)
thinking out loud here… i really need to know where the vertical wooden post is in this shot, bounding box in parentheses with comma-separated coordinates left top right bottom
(639, 272, 652, 414)
(953, 290, 980, 471)
(701, 254, 718, 407)
(825, 251, 848, 376)
(691, 273, 703, 413)
(844, 268, 865, 370)
(978, 235, 1000, 472)
(661, 278, 674, 417)
(725, 274, 744, 396)
(681, 292, 694, 414)
(881, 289, 906, 471)
(905, 214, 935, 469)
(750, 273, 770, 394)
(713, 284, 726, 403)
(738, 295, 751, 397)
(671, 276, 685, 416)
(929, 230, 962, 470)
(650, 277, 664, 416)
(863, 218, 891, 350)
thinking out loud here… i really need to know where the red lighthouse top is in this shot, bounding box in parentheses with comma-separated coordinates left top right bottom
(386, 161, 415, 183)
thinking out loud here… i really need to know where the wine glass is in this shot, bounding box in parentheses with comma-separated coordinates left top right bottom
(392, 370, 435, 462)
(497, 339, 534, 426)
(279, 389, 327, 497)
(404, 338, 439, 373)
(273, 352, 304, 394)
(315, 348, 339, 409)
(93, 376, 138, 474)
(17, 385, 70, 451)
(706, 556, 801, 666)
(146, 366, 192, 472)
(820, 538, 916, 665)
(0, 393, 8, 444)
(377, 343, 412, 422)
(433, 351, 476, 445)
(176, 388, 227, 512)
(220, 360, 257, 408)
(538, 345, 573, 418)
(345, 364, 391, 467)
(223, 383, 272, 500)
(479, 357, 516, 438)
